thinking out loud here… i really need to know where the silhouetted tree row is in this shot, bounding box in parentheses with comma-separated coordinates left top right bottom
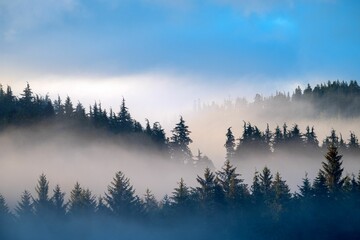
(225, 122, 360, 161)
(197, 80, 360, 118)
(0, 146, 359, 239)
(0, 83, 214, 168)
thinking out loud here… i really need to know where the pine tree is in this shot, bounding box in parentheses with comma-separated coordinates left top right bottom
(171, 178, 190, 211)
(0, 194, 13, 223)
(143, 189, 158, 217)
(64, 96, 74, 119)
(51, 184, 67, 218)
(68, 182, 96, 216)
(313, 171, 328, 200)
(224, 127, 236, 162)
(217, 160, 248, 206)
(170, 116, 193, 164)
(105, 171, 140, 218)
(297, 173, 313, 201)
(33, 174, 52, 217)
(272, 172, 291, 211)
(259, 167, 273, 205)
(321, 144, 346, 198)
(118, 98, 134, 133)
(16, 190, 34, 220)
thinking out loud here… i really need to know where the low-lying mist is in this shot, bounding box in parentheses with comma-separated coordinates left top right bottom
(0, 125, 202, 209)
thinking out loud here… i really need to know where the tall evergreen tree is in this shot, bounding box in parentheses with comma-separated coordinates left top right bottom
(16, 190, 34, 221)
(51, 184, 67, 219)
(170, 116, 193, 164)
(105, 171, 140, 218)
(68, 182, 96, 216)
(321, 144, 346, 198)
(118, 98, 134, 133)
(224, 127, 236, 162)
(33, 174, 52, 217)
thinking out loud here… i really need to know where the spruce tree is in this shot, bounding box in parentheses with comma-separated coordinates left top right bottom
(297, 173, 313, 201)
(170, 116, 193, 164)
(16, 190, 34, 221)
(272, 172, 291, 211)
(171, 178, 190, 211)
(51, 184, 67, 218)
(118, 98, 134, 133)
(259, 167, 273, 205)
(321, 144, 346, 198)
(0, 194, 13, 223)
(33, 174, 52, 218)
(143, 189, 158, 217)
(105, 171, 140, 218)
(68, 182, 96, 217)
(224, 127, 236, 162)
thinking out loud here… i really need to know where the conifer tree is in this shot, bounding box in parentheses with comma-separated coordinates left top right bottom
(171, 178, 190, 210)
(105, 171, 140, 218)
(272, 172, 291, 209)
(51, 184, 67, 218)
(0, 194, 13, 223)
(68, 182, 96, 216)
(16, 190, 34, 220)
(321, 144, 346, 198)
(143, 189, 158, 217)
(96, 196, 110, 217)
(224, 127, 236, 162)
(297, 173, 313, 201)
(33, 174, 52, 217)
(170, 116, 193, 163)
(259, 167, 273, 205)
(251, 170, 262, 205)
(217, 160, 248, 206)
(118, 98, 134, 133)
(64, 96, 74, 119)
(313, 171, 328, 200)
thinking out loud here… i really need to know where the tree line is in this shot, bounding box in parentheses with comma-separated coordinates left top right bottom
(197, 80, 360, 118)
(225, 122, 360, 161)
(0, 145, 359, 239)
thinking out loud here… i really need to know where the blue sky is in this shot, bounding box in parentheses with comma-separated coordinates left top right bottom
(0, 0, 360, 119)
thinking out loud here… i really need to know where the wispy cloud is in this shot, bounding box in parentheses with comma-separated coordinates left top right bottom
(0, 0, 78, 40)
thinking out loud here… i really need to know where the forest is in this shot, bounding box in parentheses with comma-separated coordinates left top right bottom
(0, 81, 359, 239)
(0, 145, 359, 239)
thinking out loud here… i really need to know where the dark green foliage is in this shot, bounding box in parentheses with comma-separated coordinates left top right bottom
(224, 127, 236, 162)
(105, 171, 140, 218)
(33, 174, 52, 217)
(171, 178, 191, 211)
(321, 144, 346, 198)
(68, 182, 96, 216)
(16, 190, 34, 220)
(51, 184, 67, 218)
(170, 116, 193, 163)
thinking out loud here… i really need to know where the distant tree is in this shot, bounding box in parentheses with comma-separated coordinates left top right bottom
(16, 190, 34, 221)
(170, 116, 193, 164)
(64, 96, 74, 119)
(118, 98, 134, 133)
(171, 178, 191, 213)
(105, 171, 140, 218)
(196, 168, 225, 213)
(321, 145, 346, 198)
(53, 95, 65, 117)
(297, 173, 313, 201)
(143, 189, 158, 217)
(51, 184, 67, 219)
(251, 170, 262, 206)
(271, 172, 291, 218)
(68, 182, 96, 217)
(217, 160, 248, 207)
(33, 174, 52, 218)
(224, 127, 236, 162)
(348, 132, 359, 153)
(0, 194, 13, 224)
(96, 196, 111, 217)
(259, 167, 273, 206)
(312, 171, 328, 201)
(304, 126, 319, 149)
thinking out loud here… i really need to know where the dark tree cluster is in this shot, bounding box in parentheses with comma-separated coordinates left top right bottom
(225, 122, 360, 161)
(198, 80, 360, 118)
(0, 146, 359, 240)
(0, 83, 213, 168)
